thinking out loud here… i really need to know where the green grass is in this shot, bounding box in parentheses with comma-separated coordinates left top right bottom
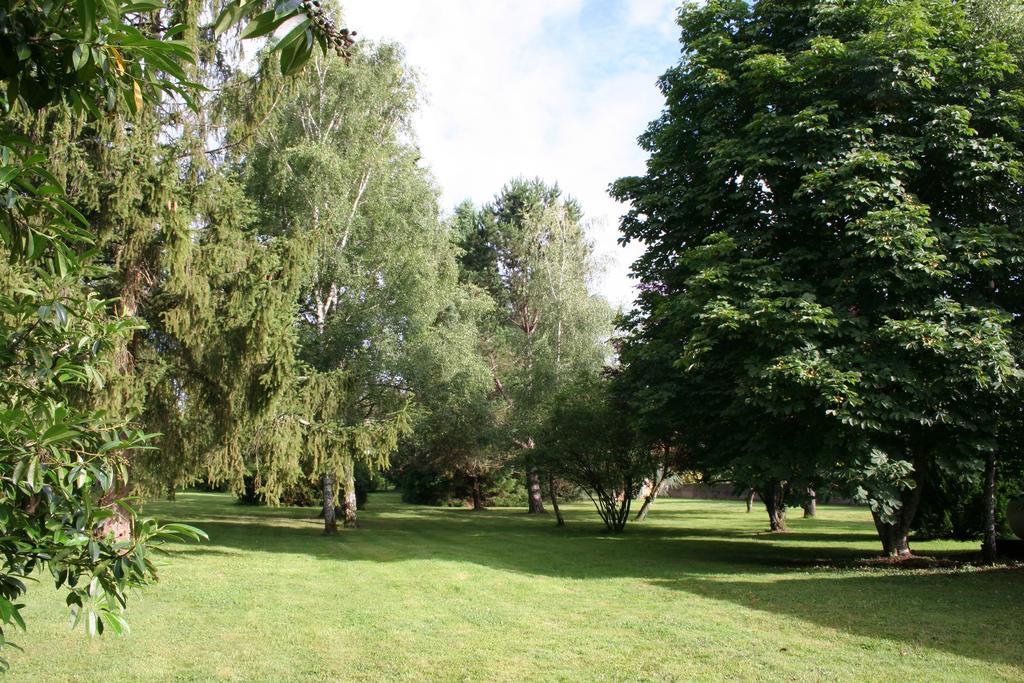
(6, 492, 1023, 682)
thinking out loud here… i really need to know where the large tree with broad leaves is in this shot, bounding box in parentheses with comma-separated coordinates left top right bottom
(615, 0, 1024, 556)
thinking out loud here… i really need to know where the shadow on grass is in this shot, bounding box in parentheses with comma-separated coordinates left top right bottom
(154, 493, 1024, 670)
(659, 569, 1023, 669)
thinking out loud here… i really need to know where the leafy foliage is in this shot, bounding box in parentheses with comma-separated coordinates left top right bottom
(0, 0, 212, 668)
(235, 47, 447, 522)
(213, 0, 356, 75)
(614, 0, 1024, 553)
(536, 375, 656, 532)
(454, 180, 614, 509)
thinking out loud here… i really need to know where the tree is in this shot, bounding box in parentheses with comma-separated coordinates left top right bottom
(631, 443, 685, 522)
(966, 0, 1024, 564)
(0, 0, 213, 666)
(537, 375, 655, 532)
(457, 180, 613, 515)
(614, 0, 1024, 555)
(396, 283, 503, 511)
(241, 46, 447, 531)
(0, 0, 350, 663)
(2, 0, 360, 498)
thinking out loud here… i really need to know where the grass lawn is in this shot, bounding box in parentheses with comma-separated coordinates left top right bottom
(5, 492, 1023, 681)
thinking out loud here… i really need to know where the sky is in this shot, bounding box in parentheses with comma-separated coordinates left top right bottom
(343, 0, 683, 309)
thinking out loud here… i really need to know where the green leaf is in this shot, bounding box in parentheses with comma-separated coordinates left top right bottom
(53, 198, 88, 226)
(72, 44, 89, 71)
(40, 424, 79, 445)
(78, 0, 97, 42)
(160, 523, 209, 541)
(25, 455, 39, 491)
(101, 611, 129, 635)
(0, 166, 18, 185)
(213, 0, 261, 36)
(278, 28, 313, 76)
(240, 10, 288, 40)
(272, 17, 311, 54)
(123, 0, 163, 10)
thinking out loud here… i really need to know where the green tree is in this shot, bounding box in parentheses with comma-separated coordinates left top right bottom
(242, 47, 447, 531)
(0, 0, 348, 662)
(536, 374, 655, 532)
(0, 0, 212, 666)
(966, 0, 1024, 566)
(396, 283, 503, 511)
(457, 180, 613, 515)
(615, 0, 1024, 555)
(9, 0, 361, 510)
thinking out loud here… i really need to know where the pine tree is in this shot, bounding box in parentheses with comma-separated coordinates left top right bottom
(457, 179, 614, 515)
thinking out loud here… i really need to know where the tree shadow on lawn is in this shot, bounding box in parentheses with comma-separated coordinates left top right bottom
(156, 497, 1024, 670)
(657, 568, 1024, 671)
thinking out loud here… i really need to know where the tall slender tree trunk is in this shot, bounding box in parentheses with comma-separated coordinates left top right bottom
(745, 489, 756, 513)
(342, 465, 359, 528)
(548, 474, 565, 526)
(634, 471, 662, 522)
(982, 452, 998, 564)
(322, 473, 337, 534)
(471, 475, 485, 511)
(527, 470, 546, 514)
(100, 265, 147, 542)
(634, 492, 655, 522)
(803, 488, 817, 518)
(636, 453, 671, 522)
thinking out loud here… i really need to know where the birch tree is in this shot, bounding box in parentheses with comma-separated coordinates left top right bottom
(243, 46, 451, 530)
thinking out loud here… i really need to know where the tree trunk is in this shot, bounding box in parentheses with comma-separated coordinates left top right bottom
(471, 475, 485, 511)
(612, 491, 632, 532)
(634, 494, 655, 522)
(98, 277, 146, 544)
(342, 466, 358, 528)
(99, 483, 134, 542)
(872, 512, 912, 557)
(761, 482, 788, 532)
(982, 452, 998, 564)
(322, 473, 337, 534)
(635, 467, 666, 522)
(548, 474, 565, 526)
(871, 450, 925, 557)
(803, 488, 817, 518)
(745, 489, 756, 513)
(766, 502, 786, 532)
(527, 470, 546, 514)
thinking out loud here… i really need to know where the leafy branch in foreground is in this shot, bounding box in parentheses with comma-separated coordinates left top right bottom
(0, 251, 208, 669)
(0, 0, 216, 670)
(213, 0, 357, 75)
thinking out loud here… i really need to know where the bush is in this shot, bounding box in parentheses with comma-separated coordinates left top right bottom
(486, 471, 530, 507)
(397, 467, 530, 508)
(914, 466, 1024, 540)
(398, 469, 455, 505)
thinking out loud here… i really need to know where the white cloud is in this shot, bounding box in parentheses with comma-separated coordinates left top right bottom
(343, 0, 680, 309)
(625, 0, 680, 36)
